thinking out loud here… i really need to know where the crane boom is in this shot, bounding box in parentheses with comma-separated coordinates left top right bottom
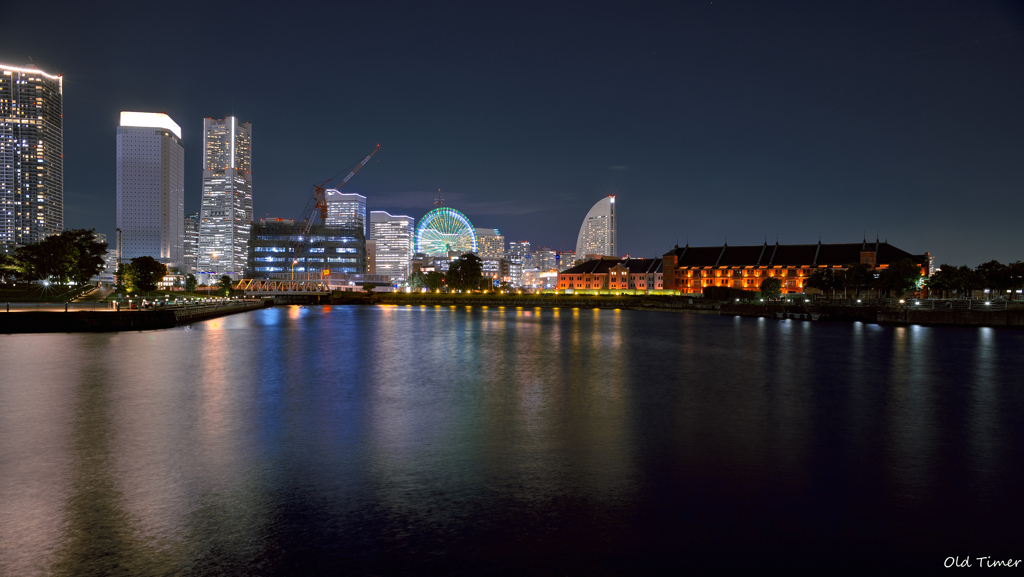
(300, 144, 380, 236)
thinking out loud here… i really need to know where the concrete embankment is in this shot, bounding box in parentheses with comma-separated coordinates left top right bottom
(0, 300, 271, 334)
(721, 303, 879, 322)
(877, 308, 1024, 327)
(370, 294, 721, 313)
(721, 302, 1023, 327)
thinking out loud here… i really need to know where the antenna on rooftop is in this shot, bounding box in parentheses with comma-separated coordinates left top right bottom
(435, 189, 444, 207)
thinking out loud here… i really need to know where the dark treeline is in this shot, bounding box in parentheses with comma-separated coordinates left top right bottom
(0, 229, 107, 286)
(803, 258, 1024, 299)
(926, 261, 1024, 298)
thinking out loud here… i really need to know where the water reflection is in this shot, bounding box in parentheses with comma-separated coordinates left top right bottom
(0, 309, 1021, 573)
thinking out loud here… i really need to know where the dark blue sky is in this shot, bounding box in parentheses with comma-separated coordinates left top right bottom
(3, 0, 1022, 265)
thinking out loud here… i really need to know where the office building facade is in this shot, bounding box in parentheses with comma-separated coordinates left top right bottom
(533, 248, 557, 271)
(115, 111, 184, 262)
(183, 212, 199, 271)
(507, 240, 531, 286)
(475, 228, 504, 260)
(369, 211, 414, 282)
(198, 116, 252, 278)
(247, 218, 364, 278)
(575, 196, 616, 258)
(325, 190, 366, 236)
(1, 63, 63, 253)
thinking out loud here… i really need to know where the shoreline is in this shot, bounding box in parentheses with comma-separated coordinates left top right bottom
(0, 300, 271, 334)
(3, 296, 1020, 332)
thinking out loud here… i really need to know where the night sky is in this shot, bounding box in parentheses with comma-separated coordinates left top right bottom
(3, 1, 1022, 266)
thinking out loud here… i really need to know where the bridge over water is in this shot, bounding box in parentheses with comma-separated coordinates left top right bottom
(233, 279, 331, 297)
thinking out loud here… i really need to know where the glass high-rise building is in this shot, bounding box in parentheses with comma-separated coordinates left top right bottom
(183, 212, 199, 271)
(325, 190, 366, 236)
(533, 248, 557, 271)
(369, 211, 414, 282)
(1, 63, 63, 254)
(116, 111, 184, 263)
(474, 228, 504, 260)
(576, 196, 616, 258)
(198, 116, 252, 279)
(507, 240, 531, 286)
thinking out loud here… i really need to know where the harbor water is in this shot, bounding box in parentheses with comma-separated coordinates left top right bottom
(1, 305, 1022, 574)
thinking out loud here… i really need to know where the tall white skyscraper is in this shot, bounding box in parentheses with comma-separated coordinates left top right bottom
(1, 63, 63, 254)
(369, 211, 414, 282)
(198, 116, 252, 278)
(115, 111, 184, 263)
(324, 190, 366, 236)
(575, 196, 616, 258)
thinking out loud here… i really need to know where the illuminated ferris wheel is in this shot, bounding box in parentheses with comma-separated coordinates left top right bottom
(415, 207, 478, 256)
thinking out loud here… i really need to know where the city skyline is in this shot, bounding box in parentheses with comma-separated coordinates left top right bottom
(0, 2, 1021, 268)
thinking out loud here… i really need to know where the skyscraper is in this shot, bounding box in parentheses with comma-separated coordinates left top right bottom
(575, 196, 616, 258)
(1, 63, 62, 254)
(474, 228, 504, 260)
(507, 240, 531, 287)
(369, 211, 414, 282)
(325, 190, 366, 236)
(115, 111, 184, 262)
(198, 116, 252, 279)
(183, 212, 199, 271)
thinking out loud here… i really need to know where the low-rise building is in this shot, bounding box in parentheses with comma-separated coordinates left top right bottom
(662, 240, 930, 295)
(557, 258, 663, 292)
(246, 217, 365, 279)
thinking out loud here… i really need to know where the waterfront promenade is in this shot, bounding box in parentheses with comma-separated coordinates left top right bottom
(0, 299, 270, 333)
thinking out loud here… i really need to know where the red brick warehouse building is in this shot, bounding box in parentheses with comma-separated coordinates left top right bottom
(662, 239, 931, 296)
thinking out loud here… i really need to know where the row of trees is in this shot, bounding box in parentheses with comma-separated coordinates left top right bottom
(926, 261, 1024, 297)
(407, 253, 490, 292)
(0, 229, 108, 285)
(803, 259, 924, 298)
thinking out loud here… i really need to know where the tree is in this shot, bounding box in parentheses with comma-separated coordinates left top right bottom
(976, 260, 1011, 295)
(63, 229, 108, 286)
(0, 253, 21, 283)
(446, 259, 463, 290)
(805, 269, 844, 298)
(446, 253, 484, 291)
(363, 283, 377, 295)
(874, 258, 922, 298)
(844, 262, 874, 298)
(121, 256, 167, 294)
(1008, 262, 1024, 292)
(218, 275, 233, 296)
(185, 274, 198, 293)
(7, 228, 107, 286)
(14, 235, 76, 283)
(408, 271, 427, 289)
(925, 264, 958, 298)
(424, 271, 445, 291)
(759, 277, 782, 300)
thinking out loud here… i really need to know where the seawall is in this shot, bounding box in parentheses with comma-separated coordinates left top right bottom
(0, 300, 271, 334)
(370, 294, 721, 313)
(721, 302, 1023, 327)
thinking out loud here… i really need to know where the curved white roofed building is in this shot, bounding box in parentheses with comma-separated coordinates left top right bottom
(575, 196, 616, 259)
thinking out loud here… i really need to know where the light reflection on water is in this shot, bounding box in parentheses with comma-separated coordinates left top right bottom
(1, 308, 1022, 574)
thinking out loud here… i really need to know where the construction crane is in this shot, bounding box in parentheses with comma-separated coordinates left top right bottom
(298, 144, 380, 235)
